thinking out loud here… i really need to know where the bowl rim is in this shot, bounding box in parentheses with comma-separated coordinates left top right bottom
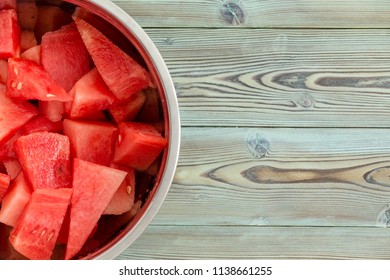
(64, 0, 181, 260)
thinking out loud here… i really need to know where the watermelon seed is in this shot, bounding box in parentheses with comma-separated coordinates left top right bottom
(11, 81, 16, 88)
(17, 82, 22, 90)
(39, 229, 46, 237)
(126, 185, 132, 194)
(46, 94, 56, 98)
(47, 231, 55, 242)
(13, 68, 18, 75)
(118, 134, 122, 143)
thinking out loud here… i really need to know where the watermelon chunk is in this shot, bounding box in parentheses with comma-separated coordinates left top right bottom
(113, 122, 168, 171)
(39, 101, 64, 122)
(6, 58, 72, 102)
(20, 45, 41, 64)
(104, 164, 136, 215)
(0, 0, 16, 10)
(0, 173, 11, 201)
(65, 159, 127, 260)
(41, 22, 91, 92)
(63, 119, 118, 166)
(0, 9, 20, 59)
(3, 158, 21, 179)
(14, 132, 71, 190)
(17, 1, 38, 30)
(20, 30, 37, 52)
(0, 83, 38, 146)
(0, 172, 32, 227)
(108, 90, 146, 123)
(66, 68, 116, 119)
(74, 17, 151, 100)
(0, 59, 8, 83)
(9, 188, 72, 260)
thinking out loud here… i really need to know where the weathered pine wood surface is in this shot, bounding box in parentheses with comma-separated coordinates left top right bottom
(115, 0, 390, 259)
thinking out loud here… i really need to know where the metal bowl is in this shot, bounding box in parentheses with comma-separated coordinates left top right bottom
(1, 0, 180, 260)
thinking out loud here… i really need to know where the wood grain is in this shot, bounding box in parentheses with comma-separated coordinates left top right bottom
(117, 225, 390, 259)
(149, 127, 390, 227)
(144, 28, 390, 127)
(113, 0, 390, 28)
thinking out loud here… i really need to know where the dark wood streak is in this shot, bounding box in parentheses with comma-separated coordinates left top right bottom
(241, 164, 390, 190)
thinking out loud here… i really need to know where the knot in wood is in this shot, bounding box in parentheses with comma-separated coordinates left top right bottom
(297, 93, 315, 108)
(246, 133, 270, 159)
(220, 0, 246, 26)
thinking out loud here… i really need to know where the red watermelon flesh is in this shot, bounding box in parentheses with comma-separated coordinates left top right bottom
(113, 122, 168, 171)
(0, 172, 32, 227)
(66, 68, 116, 119)
(0, 83, 38, 146)
(63, 119, 118, 166)
(0, 0, 16, 10)
(65, 159, 127, 260)
(9, 188, 72, 260)
(108, 90, 146, 123)
(14, 132, 71, 190)
(0, 115, 62, 160)
(0, 60, 8, 83)
(38, 101, 64, 122)
(41, 22, 91, 92)
(74, 17, 151, 100)
(0, 173, 11, 201)
(104, 164, 136, 215)
(7, 58, 72, 102)
(20, 45, 41, 65)
(3, 158, 21, 180)
(0, 9, 20, 59)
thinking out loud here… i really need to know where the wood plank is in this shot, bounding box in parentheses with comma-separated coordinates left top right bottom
(145, 28, 390, 127)
(151, 127, 390, 227)
(117, 225, 390, 259)
(113, 0, 390, 28)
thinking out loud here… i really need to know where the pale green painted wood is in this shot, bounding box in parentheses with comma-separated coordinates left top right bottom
(144, 28, 390, 128)
(113, 0, 390, 28)
(117, 226, 390, 259)
(148, 127, 390, 227)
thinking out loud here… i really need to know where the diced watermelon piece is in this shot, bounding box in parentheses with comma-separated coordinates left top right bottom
(35, 6, 72, 41)
(9, 188, 72, 260)
(20, 44, 40, 64)
(0, 9, 20, 59)
(66, 68, 116, 119)
(137, 88, 161, 123)
(108, 90, 146, 123)
(65, 159, 127, 260)
(0, 115, 62, 160)
(0, 0, 16, 10)
(21, 115, 62, 135)
(0, 173, 11, 201)
(17, 1, 38, 30)
(14, 132, 71, 190)
(39, 101, 64, 122)
(0, 60, 7, 83)
(0, 172, 32, 227)
(63, 119, 118, 166)
(104, 164, 136, 215)
(0, 83, 38, 146)
(74, 17, 151, 100)
(113, 122, 168, 171)
(6, 58, 72, 102)
(41, 22, 91, 92)
(3, 158, 21, 179)
(20, 30, 37, 52)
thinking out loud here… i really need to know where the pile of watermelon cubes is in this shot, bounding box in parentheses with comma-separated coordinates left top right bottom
(0, 0, 167, 260)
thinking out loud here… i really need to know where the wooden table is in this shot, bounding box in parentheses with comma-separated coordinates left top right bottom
(114, 0, 390, 259)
